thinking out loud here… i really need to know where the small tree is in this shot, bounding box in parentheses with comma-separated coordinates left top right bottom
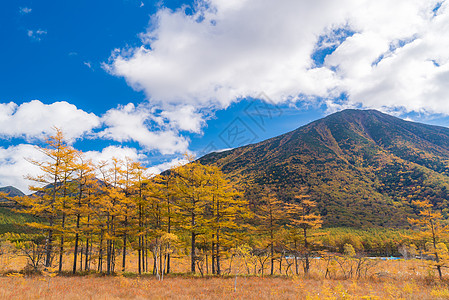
(408, 199, 449, 280)
(286, 194, 323, 276)
(257, 189, 285, 275)
(17, 128, 77, 269)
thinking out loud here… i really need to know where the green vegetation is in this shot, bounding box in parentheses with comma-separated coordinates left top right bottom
(3, 110, 449, 283)
(200, 109, 449, 227)
(0, 207, 42, 234)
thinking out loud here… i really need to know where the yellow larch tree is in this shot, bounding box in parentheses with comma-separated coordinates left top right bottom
(17, 128, 77, 269)
(257, 188, 286, 276)
(286, 193, 323, 276)
(409, 199, 449, 280)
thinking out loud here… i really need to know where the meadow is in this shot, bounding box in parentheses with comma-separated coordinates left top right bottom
(1, 269, 449, 299)
(1, 255, 449, 299)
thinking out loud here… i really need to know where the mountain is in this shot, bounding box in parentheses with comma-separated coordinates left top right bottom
(0, 186, 25, 206)
(199, 109, 449, 228)
(0, 186, 25, 197)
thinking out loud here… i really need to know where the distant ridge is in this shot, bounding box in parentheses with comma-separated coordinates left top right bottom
(0, 186, 25, 206)
(199, 109, 449, 227)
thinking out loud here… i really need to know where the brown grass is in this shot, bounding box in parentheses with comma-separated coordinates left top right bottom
(1, 275, 449, 299)
(2, 255, 449, 299)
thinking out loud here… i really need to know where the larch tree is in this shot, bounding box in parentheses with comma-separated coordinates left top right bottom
(172, 157, 210, 273)
(409, 199, 449, 280)
(71, 152, 96, 274)
(286, 193, 322, 276)
(18, 128, 77, 269)
(206, 165, 247, 275)
(97, 158, 126, 274)
(152, 166, 180, 275)
(257, 189, 286, 275)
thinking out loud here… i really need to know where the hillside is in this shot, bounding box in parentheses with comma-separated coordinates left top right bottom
(0, 186, 25, 206)
(0, 186, 25, 198)
(0, 186, 38, 234)
(199, 109, 449, 228)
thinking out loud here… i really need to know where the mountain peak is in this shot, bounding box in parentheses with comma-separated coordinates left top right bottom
(200, 109, 449, 228)
(0, 186, 25, 197)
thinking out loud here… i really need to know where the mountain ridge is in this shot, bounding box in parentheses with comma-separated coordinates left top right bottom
(199, 109, 449, 228)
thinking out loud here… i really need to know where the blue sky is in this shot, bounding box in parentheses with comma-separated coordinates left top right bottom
(1, 0, 449, 192)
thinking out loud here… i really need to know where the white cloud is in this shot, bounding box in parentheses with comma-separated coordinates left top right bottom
(106, 0, 449, 116)
(0, 100, 101, 141)
(99, 103, 189, 154)
(146, 157, 189, 175)
(84, 145, 144, 167)
(0, 100, 191, 155)
(0, 144, 47, 194)
(27, 29, 47, 41)
(160, 105, 205, 133)
(19, 7, 32, 14)
(0, 144, 146, 194)
(83, 61, 93, 70)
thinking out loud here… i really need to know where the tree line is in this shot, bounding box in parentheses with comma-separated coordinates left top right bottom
(5, 129, 449, 279)
(6, 129, 322, 276)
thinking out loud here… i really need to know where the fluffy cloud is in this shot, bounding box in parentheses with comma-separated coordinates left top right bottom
(146, 157, 189, 175)
(0, 144, 47, 194)
(0, 100, 101, 141)
(84, 145, 143, 164)
(0, 100, 192, 155)
(160, 105, 205, 133)
(0, 144, 147, 194)
(107, 0, 449, 115)
(99, 103, 189, 154)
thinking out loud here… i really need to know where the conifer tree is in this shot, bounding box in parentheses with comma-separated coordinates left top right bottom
(18, 128, 77, 268)
(257, 189, 285, 275)
(206, 165, 247, 275)
(172, 156, 210, 273)
(409, 199, 449, 279)
(286, 193, 322, 276)
(71, 152, 96, 274)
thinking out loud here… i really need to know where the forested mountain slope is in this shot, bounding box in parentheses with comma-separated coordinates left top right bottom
(199, 109, 449, 227)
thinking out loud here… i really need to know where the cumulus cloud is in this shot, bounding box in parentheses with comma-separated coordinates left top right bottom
(0, 144, 147, 194)
(0, 100, 192, 154)
(99, 103, 189, 154)
(146, 157, 189, 175)
(0, 100, 101, 141)
(0, 144, 47, 194)
(84, 145, 143, 164)
(160, 105, 205, 133)
(106, 0, 449, 115)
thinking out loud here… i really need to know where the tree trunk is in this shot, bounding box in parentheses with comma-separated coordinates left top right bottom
(212, 240, 215, 274)
(167, 194, 171, 274)
(191, 202, 196, 273)
(84, 237, 89, 271)
(58, 212, 66, 273)
(73, 213, 80, 274)
(191, 231, 196, 273)
(45, 227, 53, 267)
(303, 228, 310, 276)
(122, 216, 128, 272)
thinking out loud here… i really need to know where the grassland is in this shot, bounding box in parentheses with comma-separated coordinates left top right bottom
(1, 257, 449, 299)
(1, 271, 449, 299)
(0, 207, 41, 234)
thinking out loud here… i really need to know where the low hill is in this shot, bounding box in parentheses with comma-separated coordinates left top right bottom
(0, 186, 25, 206)
(199, 109, 449, 228)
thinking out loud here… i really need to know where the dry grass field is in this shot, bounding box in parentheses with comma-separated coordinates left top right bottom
(1, 275, 449, 299)
(1, 259, 449, 299)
